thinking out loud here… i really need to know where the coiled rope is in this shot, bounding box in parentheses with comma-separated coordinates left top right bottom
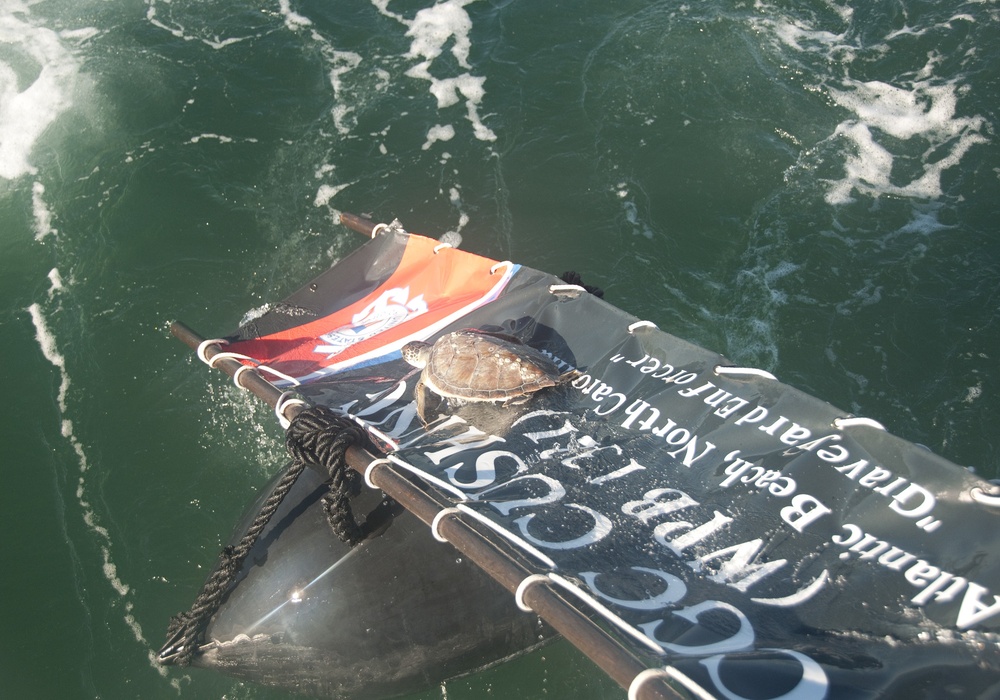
(284, 406, 366, 546)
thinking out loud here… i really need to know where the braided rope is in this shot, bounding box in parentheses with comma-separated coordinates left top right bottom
(285, 406, 366, 546)
(161, 459, 307, 666)
(159, 406, 365, 667)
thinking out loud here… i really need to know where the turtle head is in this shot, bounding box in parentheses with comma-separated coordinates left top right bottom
(401, 341, 431, 368)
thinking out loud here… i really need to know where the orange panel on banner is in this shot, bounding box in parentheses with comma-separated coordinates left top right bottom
(228, 235, 514, 382)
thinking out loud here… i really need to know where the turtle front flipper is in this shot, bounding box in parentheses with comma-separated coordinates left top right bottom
(413, 377, 446, 426)
(414, 378, 430, 426)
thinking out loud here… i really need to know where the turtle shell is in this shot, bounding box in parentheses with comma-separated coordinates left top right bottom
(422, 330, 564, 401)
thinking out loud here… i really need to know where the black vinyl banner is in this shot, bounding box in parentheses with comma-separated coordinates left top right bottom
(244, 234, 1000, 699)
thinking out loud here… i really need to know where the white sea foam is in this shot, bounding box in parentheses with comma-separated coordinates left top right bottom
(422, 123, 455, 150)
(47, 267, 64, 297)
(0, 3, 92, 180)
(823, 121, 894, 205)
(323, 49, 364, 135)
(370, 0, 407, 26)
(29, 291, 159, 673)
(622, 200, 654, 239)
(314, 181, 352, 207)
(406, 1, 473, 67)
(897, 205, 954, 236)
(825, 78, 987, 204)
(278, 0, 313, 31)
(327, 50, 363, 98)
(186, 133, 234, 145)
(448, 186, 470, 231)
(28, 300, 69, 410)
(375, 0, 496, 142)
(767, 17, 851, 57)
(964, 383, 983, 404)
(616, 183, 654, 239)
(145, 0, 254, 49)
(240, 303, 273, 327)
(32, 181, 57, 240)
(754, 4, 987, 206)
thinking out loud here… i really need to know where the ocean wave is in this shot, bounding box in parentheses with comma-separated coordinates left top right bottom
(374, 0, 496, 144)
(0, 2, 96, 180)
(144, 0, 276, 49)
(28, 286, 164, 677)
(752, 2, 988, 206)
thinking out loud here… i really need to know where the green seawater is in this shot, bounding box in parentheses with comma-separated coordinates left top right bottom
(1, 0, 998, 698)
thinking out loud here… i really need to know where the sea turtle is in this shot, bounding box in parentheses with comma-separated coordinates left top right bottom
(401, 329, 574, 422)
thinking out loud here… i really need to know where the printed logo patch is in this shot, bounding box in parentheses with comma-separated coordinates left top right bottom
(314, 286, 427, 358)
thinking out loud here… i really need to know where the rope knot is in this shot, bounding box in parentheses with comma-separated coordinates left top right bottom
(285, 405, 366, 547)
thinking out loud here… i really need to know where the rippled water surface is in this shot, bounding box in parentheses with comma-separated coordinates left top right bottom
(2, 0, 998, 697)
